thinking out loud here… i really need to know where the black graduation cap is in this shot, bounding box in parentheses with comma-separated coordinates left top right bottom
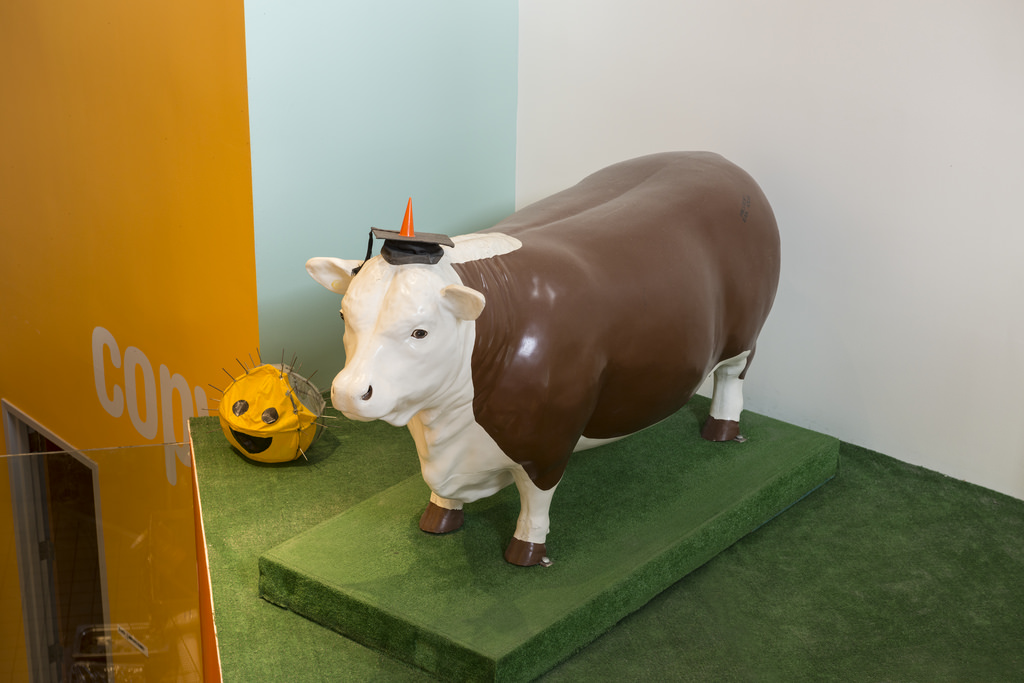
(369, 198, 454, 266)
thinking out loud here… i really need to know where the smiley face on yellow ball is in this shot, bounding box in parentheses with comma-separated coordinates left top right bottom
(218, 363, 324, 463)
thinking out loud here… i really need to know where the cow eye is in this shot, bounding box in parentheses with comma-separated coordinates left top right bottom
(339, 311, 345, 321)
(411, 329, 428, 339)
(262, 407, 279, 424)
(232, 400, 249, 416)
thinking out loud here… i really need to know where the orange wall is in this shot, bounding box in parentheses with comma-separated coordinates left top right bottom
(0, 0, 258, 459)
(1, 1, 256, 680)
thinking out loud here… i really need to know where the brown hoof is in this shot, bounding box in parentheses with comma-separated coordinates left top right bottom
(418, 501, 464, 534)
(504, 538, 550, 567)
(701, 416, 741, 442)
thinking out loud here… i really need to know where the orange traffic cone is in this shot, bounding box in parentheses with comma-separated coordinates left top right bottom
(399, 198, 414, 237)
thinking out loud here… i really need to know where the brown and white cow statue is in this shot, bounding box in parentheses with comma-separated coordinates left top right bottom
(306, 152, 780, 566)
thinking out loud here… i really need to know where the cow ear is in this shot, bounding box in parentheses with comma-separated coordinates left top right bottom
(305, 257, 362, 295)
(441, 284, 485, 321)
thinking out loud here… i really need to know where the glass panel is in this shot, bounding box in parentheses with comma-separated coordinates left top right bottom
(3, 443, 203, 683)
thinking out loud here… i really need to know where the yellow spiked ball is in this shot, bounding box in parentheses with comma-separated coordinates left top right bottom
(218, 363, 324, 463)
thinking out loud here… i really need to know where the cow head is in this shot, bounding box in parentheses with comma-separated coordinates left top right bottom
(306, 254, 485, 427)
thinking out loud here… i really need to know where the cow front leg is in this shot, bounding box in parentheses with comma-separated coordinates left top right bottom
(701, 350, 752, 442)
(504, 468, 558, 567)
(419, 491, 464, 534)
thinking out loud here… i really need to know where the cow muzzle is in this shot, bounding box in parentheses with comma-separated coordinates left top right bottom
(331, 369, 395, 423)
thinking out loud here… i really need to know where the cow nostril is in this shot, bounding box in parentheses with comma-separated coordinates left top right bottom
(360, 386, 373, 401)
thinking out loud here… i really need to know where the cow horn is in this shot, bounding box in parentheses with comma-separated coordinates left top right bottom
(399, 198, 414, 237)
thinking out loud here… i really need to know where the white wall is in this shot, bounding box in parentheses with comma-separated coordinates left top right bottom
(517, 0, 1024, 498)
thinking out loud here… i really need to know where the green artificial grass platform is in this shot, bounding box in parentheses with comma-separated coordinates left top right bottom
(254, 397, 837, 682)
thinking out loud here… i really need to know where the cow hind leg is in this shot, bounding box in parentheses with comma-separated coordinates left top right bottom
(701, 349, 753, 442)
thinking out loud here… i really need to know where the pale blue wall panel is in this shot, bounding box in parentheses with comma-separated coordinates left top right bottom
(246, 1, 518, 382)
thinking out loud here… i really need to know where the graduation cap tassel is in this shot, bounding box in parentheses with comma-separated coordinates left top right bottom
(351, 230, 375, 276)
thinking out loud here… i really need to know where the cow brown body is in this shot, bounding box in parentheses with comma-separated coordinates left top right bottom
(453, 151, 780, 491)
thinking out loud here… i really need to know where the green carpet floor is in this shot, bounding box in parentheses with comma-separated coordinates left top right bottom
(190, 396, 1024, 682)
